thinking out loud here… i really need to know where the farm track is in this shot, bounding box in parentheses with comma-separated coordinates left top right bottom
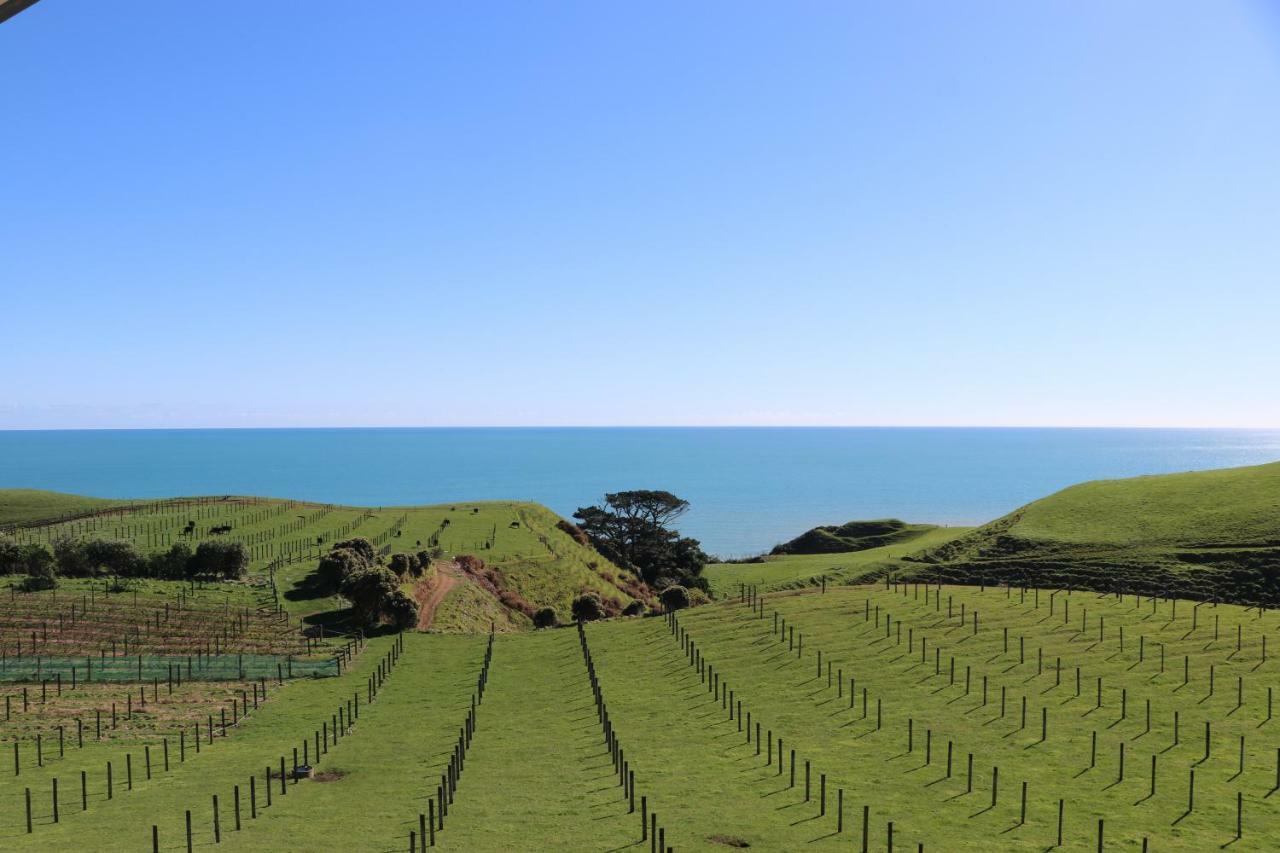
(414, 566, 459, 631)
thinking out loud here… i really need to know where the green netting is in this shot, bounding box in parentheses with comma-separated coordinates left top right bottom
(0, 652, 337, 683)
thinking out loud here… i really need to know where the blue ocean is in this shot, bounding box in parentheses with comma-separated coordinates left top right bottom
(0, 428, 1276, 557)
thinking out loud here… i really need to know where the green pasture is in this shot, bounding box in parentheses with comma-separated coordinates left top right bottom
(703, 525, 972, 597)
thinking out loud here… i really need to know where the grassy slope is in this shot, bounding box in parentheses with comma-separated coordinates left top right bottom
(0, 490, 118, 526)
(704, 526, 972, 597)
(587, 585, 1280, 851)
(0, 491, 642, 634)
(908, 461, 1280, 603)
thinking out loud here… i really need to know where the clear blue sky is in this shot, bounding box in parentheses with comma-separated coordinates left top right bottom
(3, 1, 1278, 429)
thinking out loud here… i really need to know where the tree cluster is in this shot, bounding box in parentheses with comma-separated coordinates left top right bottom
(0, 537, 248, 583)
(573, 490, 709, 592)
(315, 537, 423, 630)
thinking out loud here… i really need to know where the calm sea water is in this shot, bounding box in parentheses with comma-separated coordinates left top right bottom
(0, 428, 1277, 557)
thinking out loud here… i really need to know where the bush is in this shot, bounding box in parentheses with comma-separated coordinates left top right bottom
(342, 566, 419, 629)
(20, 555, 57, 591)
(622, 600, 646, 617)
(388, 553, 416, 579)
(533, 607, 558, 629)
(556, 519, 591, 547)
(146, 542, 193, 580)
(660, 585, 690, 611)
(333, 537, 376, 563)
(0, 538, 22, 575)
(384, 590, 420, 630)
(85, 539, 144, 578)
(571, 593, 604, 622)
(317, 547, 369, 591)
(191, 541, 249, 580)
(52, 538, 92, 577)
(688, 588, 711, 607)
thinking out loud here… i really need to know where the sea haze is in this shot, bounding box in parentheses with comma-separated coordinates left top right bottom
(0, 428, 1277, 557)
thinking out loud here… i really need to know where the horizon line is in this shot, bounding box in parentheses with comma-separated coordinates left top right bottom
(2, 424, 1279, 432)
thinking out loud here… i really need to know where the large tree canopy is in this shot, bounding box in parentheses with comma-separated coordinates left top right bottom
(573, 490, 708, 591)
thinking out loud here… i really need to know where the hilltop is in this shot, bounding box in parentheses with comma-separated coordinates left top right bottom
(0, 488, 119, 526)
(906, 460, 1280, 603)
(770, 517, 939, 555)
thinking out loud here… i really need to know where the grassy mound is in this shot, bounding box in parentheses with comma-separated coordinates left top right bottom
(706, 526, 971, 597)
(906, 461, 1280, 603)
(770, 518, 938, 555)
(0, 489, 119, 526)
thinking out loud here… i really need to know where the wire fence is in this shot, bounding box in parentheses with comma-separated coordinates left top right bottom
(0, 652, 338, 683)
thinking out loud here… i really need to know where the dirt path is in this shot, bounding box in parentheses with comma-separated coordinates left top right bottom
(414, 563, 458, 629)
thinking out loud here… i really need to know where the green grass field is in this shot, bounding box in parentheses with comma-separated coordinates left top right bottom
(909, 461, 1280, 603)
(0, 466, 1277, 851)
(704, 526, 972, 597)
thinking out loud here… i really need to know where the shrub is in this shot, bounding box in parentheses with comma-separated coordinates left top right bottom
(622, 600, 646, 617)
(571, 593, 604, 622)
(317, 547, 369, 591)
(20, 556, 57, 591)
(556, 519, 591, 547)
(660, 585, 690, 611)
(0, 538, 23, 575)
(388, 553, 415, 579)
(688, 588, 711, 607)
(533, 607, 558, 629)
(340, 566, 401, 627)
(384, 590, 420, 630)
(52, 538, 92, 577)
(192, 541, 249, 580)
(333, 537, 376, 563)
(148, 542, 193, 580)
(79, 539, 144, 579)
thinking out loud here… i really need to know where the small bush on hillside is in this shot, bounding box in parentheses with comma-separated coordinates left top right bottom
(148, 542, 194, 580)
(622, 600, 645, 617)
(20, 558, 58, 591)
(50, 539, 89, 577)
(3, 541, 56, 576)
(660, 585, 690, 611)
(533, 607, 558, 629)
(83, 539, 143, 578)
(317, 547, 369, 591)
(388, 553, 416, 579)
(688, 588, 711, 607)
(571, 593, 604, 622)
(384, 590, 420, 630)
(192, 541, 249, 580)
(556, 519, 591, 547)
(333, 537, 376, 563)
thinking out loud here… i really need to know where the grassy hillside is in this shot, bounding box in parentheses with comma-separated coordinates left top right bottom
(907, 461, 1280, 604)
(0, 489, 119, 526)
(770, 517, 939, 555)
(0, 491, 648, 633)
(705, 525, 971, 597)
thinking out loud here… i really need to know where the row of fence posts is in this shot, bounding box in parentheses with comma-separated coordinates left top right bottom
(408, 626, 494, 851)
(734, 580, 1261, 848)
(578, 622, 674, 852)
(149, 632, 400, 851)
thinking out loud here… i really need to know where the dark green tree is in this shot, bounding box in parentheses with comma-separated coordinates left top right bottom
(191, 541, 249, 580)
(573, 490, 708, 590)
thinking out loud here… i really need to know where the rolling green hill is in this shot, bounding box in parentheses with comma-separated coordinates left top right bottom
(705, 525, 971, 596)
(0, 489, 119, 526)
(769, 517, 939, 555)
(906, 461, 1280, 604)
(0, 490, 650, 633)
